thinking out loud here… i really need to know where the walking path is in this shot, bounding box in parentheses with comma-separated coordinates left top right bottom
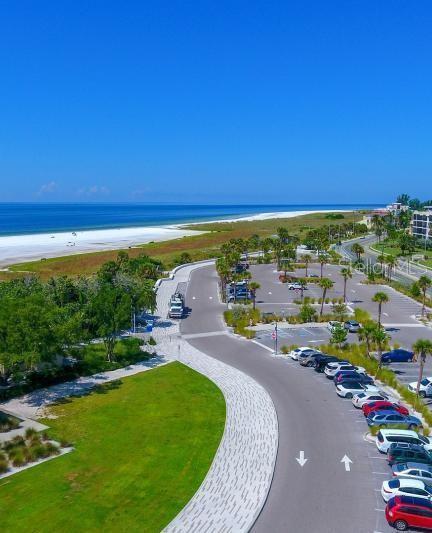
(2, 354, 171, 420)
(155, 262, 278, 533)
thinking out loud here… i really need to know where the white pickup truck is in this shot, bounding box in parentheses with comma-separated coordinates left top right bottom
(169, 293, 184, 319)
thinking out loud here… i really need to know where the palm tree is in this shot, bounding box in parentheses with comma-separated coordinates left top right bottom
(358, 322, 377, 357)
(372, 326, 390, 369)
(372, 291, 389, 327)
(277, 227, 289, 244)
(249, 281, 260, 310)
(297, 277, 307, 302)
(216, 257, 231, 298)
(340, 267, 352, 302)
(301, 254, 312, 278)
(352, 243, 365, 262)
(318, 253, 328, 278)
(384, 255, 397, 281)
(318, 278, 334, 317)
(418, 275, 432, 317)
(413, 339, 432, 396)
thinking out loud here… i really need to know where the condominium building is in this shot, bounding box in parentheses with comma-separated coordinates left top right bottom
(411, 206, 432, 241)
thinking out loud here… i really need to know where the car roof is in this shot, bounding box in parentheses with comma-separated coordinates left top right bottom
(397, 478, 425, 488)
(371, 410, 403, 417)
(394, 495, 432, 507)
(402, 463, 432, 471)
(380, 429, 419, 437)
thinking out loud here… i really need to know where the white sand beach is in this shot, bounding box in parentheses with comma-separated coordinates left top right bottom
(0, 226, 200, 267)
(0, 209, 352, 268)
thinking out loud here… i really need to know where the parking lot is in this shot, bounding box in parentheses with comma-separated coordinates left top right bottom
(251, 263, 425, 326)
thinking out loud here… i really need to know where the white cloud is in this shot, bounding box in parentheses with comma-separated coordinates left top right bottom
(37, 181, 58, 195)
(77, 185, 110, 197)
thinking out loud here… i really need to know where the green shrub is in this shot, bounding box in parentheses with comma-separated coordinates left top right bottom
(147, 336, 157, 346)
(280, 345, 290, 354)
(0, 458, 8, 473)
(10, 449, 26, 467)
(24, 427, 38, 439)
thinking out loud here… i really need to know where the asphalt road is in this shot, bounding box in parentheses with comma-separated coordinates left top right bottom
(180, 265, 392, 533)
(338, 235, 432, 297)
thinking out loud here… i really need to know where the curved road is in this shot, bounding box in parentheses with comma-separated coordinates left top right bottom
(181, 265, 389, 532)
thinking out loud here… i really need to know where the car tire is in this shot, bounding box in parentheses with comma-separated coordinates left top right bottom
(420, 391, 426, 398)
(346, 393, 353, 399)
(408, 358, 413, 362)
(394, 519, 408, 531)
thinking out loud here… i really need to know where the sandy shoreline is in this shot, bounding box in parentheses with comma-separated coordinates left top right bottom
(0, 209, 352, 268)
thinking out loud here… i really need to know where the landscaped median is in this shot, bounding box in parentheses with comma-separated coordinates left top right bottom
(0, 362, 226, 533)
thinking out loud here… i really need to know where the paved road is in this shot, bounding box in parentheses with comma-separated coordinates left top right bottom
(180, 265, 392, 533)
(338, 235, 432, 297)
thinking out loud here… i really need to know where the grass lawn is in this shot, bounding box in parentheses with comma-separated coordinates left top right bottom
(371, 241, 432, 268)
(0, 362, 226, 533)
(3, 211, 364, 280)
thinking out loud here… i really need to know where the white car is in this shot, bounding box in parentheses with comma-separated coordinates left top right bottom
(287, 282, 306, 290)
(327, 321, 343, 333)
(381, 478, 432, 502)
(376, 429, 432, 453)
(392, 463, 432, 483)
(324, 362, 366, 378)
(288, 346, 315, 361)
(351, 391, 389, 408)
(336, 383, 379, 399)
(408, 377, 432, 398)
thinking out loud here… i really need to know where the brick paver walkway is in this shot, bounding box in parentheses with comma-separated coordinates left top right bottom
(155, 262, 278, 533)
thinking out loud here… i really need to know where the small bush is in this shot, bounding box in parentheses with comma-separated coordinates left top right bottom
(280, 345, 290, 354)
(0, 459, 8, 473)
(10, 449, 27, 467)
(147, 336, 157, 346)
(25, 427, 38, 439)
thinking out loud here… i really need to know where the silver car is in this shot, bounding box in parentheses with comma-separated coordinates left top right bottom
(392, 462, 432, 483)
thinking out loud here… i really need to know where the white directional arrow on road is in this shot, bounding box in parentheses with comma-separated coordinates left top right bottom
(296, 451, 308, 467)
(341, 455, 353, 471)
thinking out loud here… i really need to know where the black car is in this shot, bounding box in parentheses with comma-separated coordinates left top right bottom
(334, 371, 374, 385)
(388, 443, 432, 466)
(313, 355, 342, 373)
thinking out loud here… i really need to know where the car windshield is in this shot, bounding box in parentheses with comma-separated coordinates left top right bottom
(421, 379, 431, 386)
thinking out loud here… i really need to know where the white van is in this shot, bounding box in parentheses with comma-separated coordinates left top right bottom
(376, 429, 432, 453)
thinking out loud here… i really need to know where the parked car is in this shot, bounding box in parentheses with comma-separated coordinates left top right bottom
(352, 392, 389, 408)
(313, 355, 342, 373)
(299, 351, 322, 367)
(324, 362, 356, 378)
(344, 320, 361, 333)
(408, 377, 432, 398)
(386, 495, 432, 531)
(382, 349, 414, 364)
(287, 282, 306, 290)
(388, 443, 432, 466)
(334, 371, 374, 385)
(377, 430, 432, 453)
(324, 362, 365, 378)
(327, 321, 342, 333)
(367, 411, 423, 430)
(363, 401, 409, 417)
(381, 478, 432, 502)
(392, 463, 432, 483)
(336, 381, 379, 398)
(288, 346, 316, 361)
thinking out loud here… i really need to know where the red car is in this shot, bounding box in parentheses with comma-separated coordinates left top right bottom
(386, 495, 432, 530)
(363, 400, 409, 417)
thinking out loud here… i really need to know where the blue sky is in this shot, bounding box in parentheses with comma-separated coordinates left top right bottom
(0, 1, 431, 204)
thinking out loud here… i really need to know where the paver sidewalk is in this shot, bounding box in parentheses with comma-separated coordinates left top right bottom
(155, 262, 278, 533)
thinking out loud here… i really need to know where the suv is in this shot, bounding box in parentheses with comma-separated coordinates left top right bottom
(387, 443, 432, 466)
(324, 362, 355, 378)
(299, 351, 322, 367)
(408, 377, 432, 398)
(313, 355, 341, 373)
(344, 320, 361, 333)
(377, 429, 432, 453)
(386, 495, 432, 531)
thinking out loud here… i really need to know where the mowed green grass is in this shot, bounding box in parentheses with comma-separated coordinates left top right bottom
(0, 362, 226, 533)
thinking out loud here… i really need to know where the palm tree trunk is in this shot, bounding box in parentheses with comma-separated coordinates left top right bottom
(378, 344, 383, 370)
(422, 291, 426, 317)
(320, 289, 326, 316)
(378, 303, 382, 327)
(343, 278, 347, 302)
(320, 263, 323, 278)
(417, 353, 425, 395)
(305, 263, 308, 278)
